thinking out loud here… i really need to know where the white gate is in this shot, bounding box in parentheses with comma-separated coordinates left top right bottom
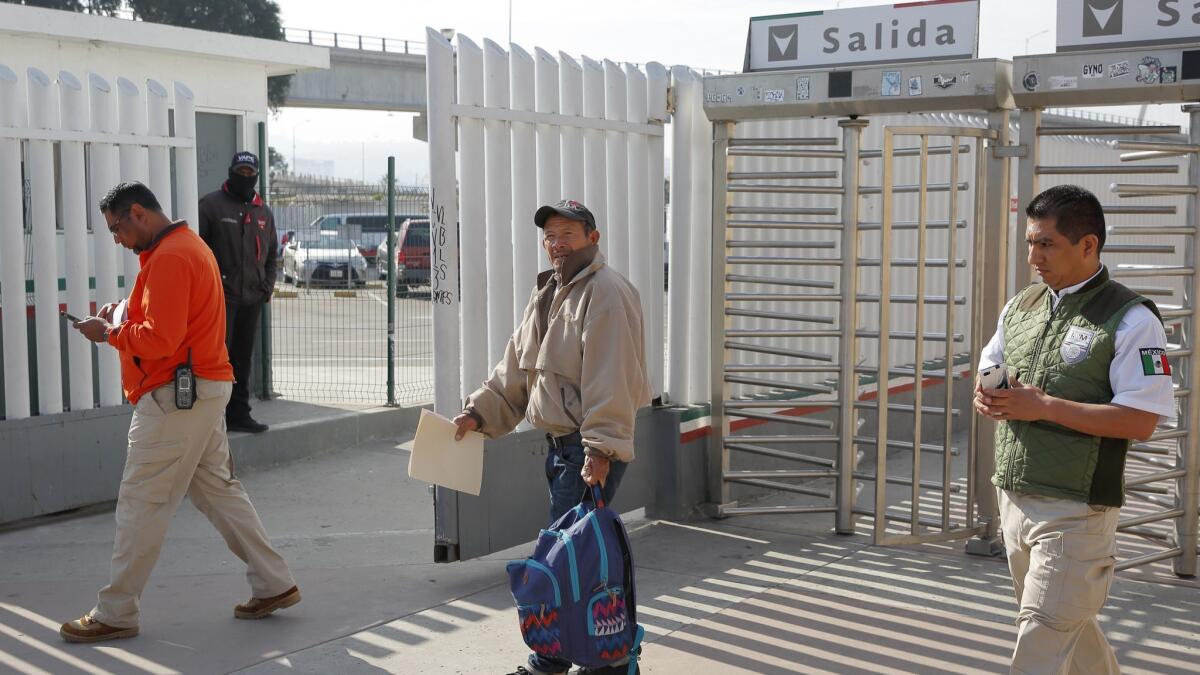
(0, 65, 197, 420)
(424, 28, 671, 415)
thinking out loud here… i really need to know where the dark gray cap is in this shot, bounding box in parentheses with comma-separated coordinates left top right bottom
(534, 199, 596, 230)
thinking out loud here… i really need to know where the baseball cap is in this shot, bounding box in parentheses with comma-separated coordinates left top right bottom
(534, 199, 596, 230)
(230, 151, 260, 173)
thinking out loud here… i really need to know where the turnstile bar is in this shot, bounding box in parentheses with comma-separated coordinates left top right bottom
(729, 171, 840, 180)
(723, 478, 833, 499)
(728, 240, 837, 249)
(860, 144, 970, 159)
(1101, 205, 1178, 215)
(1039, 125, 1182, 136)
(729, 137, 839, 147)
(730, 148, 845, 159)
(1111, 140, 1200, 154)
(729, 184, 845, 195)
(860, 182, 969, 195)
(728, 256, 844, 267)
(858, 258, 967, 268)
(727, 274, 835, 289)
(728, 220, 844, 230)
(725, 341, 836, 362)
(728, 206, 840, 216)
(726, 308, 837, 324)
(1037, 164, 1180, 175)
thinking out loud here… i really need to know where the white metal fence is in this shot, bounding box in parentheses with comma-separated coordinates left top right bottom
(425, 28, 671, 415)
(0, 64, 196, 420)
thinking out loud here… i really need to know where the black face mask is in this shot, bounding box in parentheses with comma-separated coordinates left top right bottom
(227, 170, 258, 201)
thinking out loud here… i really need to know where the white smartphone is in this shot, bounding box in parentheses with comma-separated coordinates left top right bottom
(979, 363, 1009, 390)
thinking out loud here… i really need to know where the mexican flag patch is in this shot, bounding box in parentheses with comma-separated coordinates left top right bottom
(1140, 348, 1171, 376)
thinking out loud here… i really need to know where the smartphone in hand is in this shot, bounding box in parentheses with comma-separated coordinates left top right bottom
(60, 310, 84, 323)
(979, 363, 1009, 390)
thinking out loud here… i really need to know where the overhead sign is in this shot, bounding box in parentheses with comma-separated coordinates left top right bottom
(744, 0, 979, 72)
(1057, 0, 1200, 52)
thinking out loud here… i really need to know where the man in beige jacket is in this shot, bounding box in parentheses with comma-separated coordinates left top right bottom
(452, 199, 650, 675)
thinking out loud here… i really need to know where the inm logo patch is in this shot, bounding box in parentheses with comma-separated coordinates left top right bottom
(1083, 0, 1123, 37)
(768, 24, 799, 62)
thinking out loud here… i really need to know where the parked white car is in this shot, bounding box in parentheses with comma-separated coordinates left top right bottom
(281, 232, 369, 287)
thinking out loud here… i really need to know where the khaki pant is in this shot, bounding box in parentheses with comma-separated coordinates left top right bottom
(89, 379, 295, 628)
(998, 489, 1121, 675)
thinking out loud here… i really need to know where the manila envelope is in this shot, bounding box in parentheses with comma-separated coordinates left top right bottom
(408, 409, 485, 496)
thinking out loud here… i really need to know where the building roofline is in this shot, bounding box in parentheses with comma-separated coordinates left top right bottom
(0, 4, 329, 76)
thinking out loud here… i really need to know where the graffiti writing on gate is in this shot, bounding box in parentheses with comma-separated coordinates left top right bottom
(429, 188, 455, 307)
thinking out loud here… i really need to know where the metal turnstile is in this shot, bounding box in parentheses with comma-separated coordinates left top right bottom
(702, 60, 1014, 546)
(1013, 44, 1200, 576)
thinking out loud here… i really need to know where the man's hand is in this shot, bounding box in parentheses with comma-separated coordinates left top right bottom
(977, 373, 1048, 422)
(97, 302, 118, 323)
(581, 454, 610, 487)
(451, 412, 479, 441)
(73, 317, 113, 344)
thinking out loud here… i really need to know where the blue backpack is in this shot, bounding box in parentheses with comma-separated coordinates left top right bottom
(507, 485, 644, 673)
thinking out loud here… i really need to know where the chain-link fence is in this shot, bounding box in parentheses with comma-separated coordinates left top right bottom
(265, 175, 432, 405)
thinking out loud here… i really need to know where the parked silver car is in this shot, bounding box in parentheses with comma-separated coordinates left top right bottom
(281, 232, 369, 287)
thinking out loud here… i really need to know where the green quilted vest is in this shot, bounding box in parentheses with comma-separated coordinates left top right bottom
(993, 267, 1161, 506)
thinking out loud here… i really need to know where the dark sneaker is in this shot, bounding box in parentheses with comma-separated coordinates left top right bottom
(59, 615, 138, 643)
(227, 417, 269, 434)
(508, 666, 567, 675)
(234, 585, 300, 619)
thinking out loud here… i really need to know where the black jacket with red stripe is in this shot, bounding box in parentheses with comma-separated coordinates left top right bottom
(198, 183, 278, 306)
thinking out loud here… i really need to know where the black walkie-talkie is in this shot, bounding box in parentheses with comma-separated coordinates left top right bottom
(175, 348, 195, 410)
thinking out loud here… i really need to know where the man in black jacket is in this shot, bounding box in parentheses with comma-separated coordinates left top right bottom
(199, 152, 277, 433)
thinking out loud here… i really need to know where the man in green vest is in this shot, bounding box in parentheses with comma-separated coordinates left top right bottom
(974, 185, 1176, 674)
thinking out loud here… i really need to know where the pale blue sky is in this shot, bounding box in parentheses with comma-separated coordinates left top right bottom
(269, 0, 1189, 182)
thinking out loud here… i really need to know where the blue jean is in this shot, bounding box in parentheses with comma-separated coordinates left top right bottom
(529, 440, 628, 674)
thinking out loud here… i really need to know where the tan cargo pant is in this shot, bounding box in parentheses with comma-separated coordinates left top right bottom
(998, 489, 1121, 675)
(89, 378, 295, 628)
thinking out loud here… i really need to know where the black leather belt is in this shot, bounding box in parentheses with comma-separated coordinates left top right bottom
(546, 431, 582, 450)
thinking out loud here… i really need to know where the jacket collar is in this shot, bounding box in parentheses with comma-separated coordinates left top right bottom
(138, 220, 187, 261)
(536, 245, 604, 290)
(1050, 264, 1108, 307)
(221, 181, 263, 206)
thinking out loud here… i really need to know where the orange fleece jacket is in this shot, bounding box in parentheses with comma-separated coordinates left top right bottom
(107, 222, 234, 403)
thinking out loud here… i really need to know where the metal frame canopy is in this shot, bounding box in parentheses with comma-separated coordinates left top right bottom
(1013, 44, 1200, 107)
(698, 57, 1014, 551)
(703, 58, 1013, 120)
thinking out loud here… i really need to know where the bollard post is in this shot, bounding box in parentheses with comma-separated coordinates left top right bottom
(387, 156, 397, 406)
(258, 121, 273, 400)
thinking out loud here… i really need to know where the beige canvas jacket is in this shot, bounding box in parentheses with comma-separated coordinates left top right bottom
(464, 248, 651, 462)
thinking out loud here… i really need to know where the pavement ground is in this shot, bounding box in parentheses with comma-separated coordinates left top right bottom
(1, 430, 1198, 675)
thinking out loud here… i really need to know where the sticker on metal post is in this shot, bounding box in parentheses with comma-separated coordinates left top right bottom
(1022, 71, 1040, 91)
(795, 76, 811, 100)
(1082, 63, 1104, 79)
(908, 75, 923, 96)
(764, 89, 785, 103)
(1049, 75, 1079, 90)
(1137, 56, 1163, 84)
(933, 73, 957, 89)
(1109, 60, 1130, 78)
(881, 71, 902, 97)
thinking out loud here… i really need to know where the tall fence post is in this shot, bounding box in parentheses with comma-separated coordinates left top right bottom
(258, 121, 273, 401)
(387, 156, 397, 407)
(426, 27, 462, 417)
(0, 64, 30, 419)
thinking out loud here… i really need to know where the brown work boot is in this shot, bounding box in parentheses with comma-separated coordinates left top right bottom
(59, 615, 139, 643)
(234, 585, 301, 619)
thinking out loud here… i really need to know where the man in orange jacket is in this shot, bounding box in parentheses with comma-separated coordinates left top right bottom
(60, 182, 299, 643)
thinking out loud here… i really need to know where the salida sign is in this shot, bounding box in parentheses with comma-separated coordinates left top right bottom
(745, 0, 979, 72)
(1058, 0, 1200, 51)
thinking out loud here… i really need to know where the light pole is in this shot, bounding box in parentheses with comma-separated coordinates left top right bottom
(1024, 28, 1050, 55)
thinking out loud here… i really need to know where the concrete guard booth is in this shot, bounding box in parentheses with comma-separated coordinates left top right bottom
(701, 58, 1015, 550)
(0, 4, 327, 525)
(1012, 43, 1200, 577)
